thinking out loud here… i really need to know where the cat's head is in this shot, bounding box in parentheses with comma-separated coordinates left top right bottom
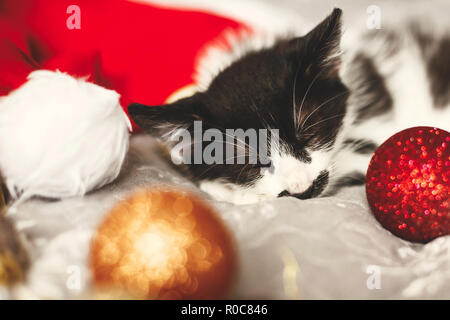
(128, 9, 349, 199)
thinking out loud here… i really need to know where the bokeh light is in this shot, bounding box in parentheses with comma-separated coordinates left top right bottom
(90, 188, 236, 299)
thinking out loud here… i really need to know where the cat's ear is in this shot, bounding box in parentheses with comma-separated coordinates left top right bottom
(128, 94, 205, 136)
(291, 8, 343, 76)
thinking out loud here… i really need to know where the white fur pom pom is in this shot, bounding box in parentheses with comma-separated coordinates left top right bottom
(0, 70, 131, 201)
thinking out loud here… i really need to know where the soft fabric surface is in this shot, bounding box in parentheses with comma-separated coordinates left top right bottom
(3, 0, 450, 299)
(5, 135, 450, 299)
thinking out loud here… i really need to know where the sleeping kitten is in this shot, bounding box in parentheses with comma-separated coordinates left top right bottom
(129, 9, 450, 204)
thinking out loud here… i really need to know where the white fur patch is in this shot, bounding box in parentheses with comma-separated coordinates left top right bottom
(0, 70, 131, 202)
(200, 147, 334, 205)
(256, 149, 332, 196)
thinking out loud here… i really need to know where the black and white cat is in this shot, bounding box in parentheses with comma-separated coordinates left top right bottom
(129, 9, 450, 204)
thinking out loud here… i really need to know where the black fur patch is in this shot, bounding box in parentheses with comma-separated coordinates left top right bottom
(347, 53, 393, 122)
(426, 36, 450, 109)
(334, 172, 366, 187)
(343, 138, 377, 154)
(325, 171, 366, 196)
(412, 27, 450, 109)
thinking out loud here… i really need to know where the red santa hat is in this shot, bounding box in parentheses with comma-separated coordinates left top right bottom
(0, 0, 250, 201)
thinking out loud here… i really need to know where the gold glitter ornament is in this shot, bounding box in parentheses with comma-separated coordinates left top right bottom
(90, 188, 236, 299)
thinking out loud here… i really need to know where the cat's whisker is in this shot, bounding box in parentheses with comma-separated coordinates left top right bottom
(219, 132, 258, 154)
(237, 163, 249, 182)
(190, 128, 258, 154)
(302, 113, 346, 132)
(291, 63, 302, 130)
(195, 154, 255, 179)
(300, 90, 349, 129)
(189, 121, 257, 152)
(250, 99, 272, 130)
(267, 112, 277, 128)
(171, 138, 254, 161)
(296, 71, 322, 131)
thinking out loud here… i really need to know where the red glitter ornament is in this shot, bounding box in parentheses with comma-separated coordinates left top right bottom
(366, 127, 449, 243)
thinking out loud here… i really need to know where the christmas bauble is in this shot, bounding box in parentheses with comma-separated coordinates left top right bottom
(366, 127, 449, 243)
(90, 188, 236, 299)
